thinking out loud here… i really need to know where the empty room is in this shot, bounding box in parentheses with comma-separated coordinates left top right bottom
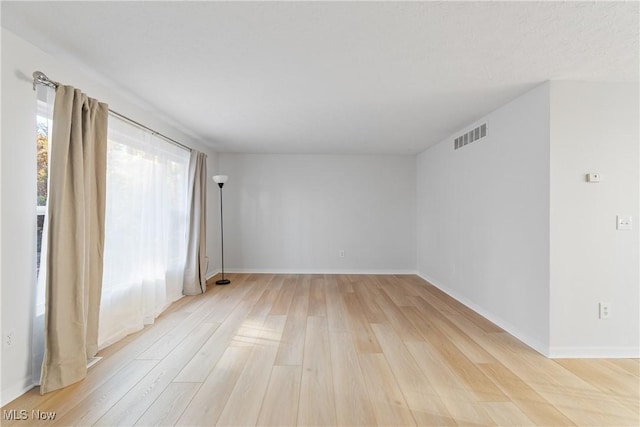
(1, 1, 638, 426)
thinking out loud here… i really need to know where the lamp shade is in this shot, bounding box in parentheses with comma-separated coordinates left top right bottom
(212, 175, 228, 184)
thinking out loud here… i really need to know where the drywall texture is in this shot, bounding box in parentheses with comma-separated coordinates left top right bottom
(217, 153, 416, 274)
(0, 29, 219, 405)
(416, 83, 551, 354)
(549, 81, 639, 357)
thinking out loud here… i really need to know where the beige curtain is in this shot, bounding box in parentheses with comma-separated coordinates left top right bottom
(40, 85, 108, 394)
(183, 150, 208, 295)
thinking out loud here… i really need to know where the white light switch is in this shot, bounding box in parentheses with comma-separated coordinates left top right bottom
(599, 302, 611, 319)
(617, 216, 632, 231)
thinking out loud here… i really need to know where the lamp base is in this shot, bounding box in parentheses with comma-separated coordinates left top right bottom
(216, 279, 231, 285)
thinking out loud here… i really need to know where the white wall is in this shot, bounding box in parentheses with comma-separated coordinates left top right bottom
(0, 29, 219, 405)
(549, 81, 639, 357)
(416, 83, 551, 354)
(3, 26, 634, 408)
(207, 155, 221, 276)
(216, 153, 416, 274)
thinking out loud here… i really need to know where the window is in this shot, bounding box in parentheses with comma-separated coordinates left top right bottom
(33, 86, 191, 376)
(33, 84, 55, 385)
(98, 115, 190, 348)
(35, 87, 54, 276)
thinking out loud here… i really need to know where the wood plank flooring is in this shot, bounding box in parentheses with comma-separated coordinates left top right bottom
(2, 274, 638, 426)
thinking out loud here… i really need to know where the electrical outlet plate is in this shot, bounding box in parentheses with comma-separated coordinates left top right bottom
(4, 329, 16, 348)
(617, 216, 632, 231)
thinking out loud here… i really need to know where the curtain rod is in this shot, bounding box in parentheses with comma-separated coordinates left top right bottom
(32, 71, 192, 153)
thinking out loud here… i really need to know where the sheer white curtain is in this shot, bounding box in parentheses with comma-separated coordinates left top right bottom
(32, 84, 55, 385)
(98, 116, 190, 348)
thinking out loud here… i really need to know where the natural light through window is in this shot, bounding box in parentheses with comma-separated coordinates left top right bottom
(35, 92, 52, 276)
(98, 116, 190, 348)
(32, 84, 55, 386)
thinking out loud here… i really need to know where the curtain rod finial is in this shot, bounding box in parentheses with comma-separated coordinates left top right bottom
(32, 71, 54, 91)
(33, 71, 45, 90)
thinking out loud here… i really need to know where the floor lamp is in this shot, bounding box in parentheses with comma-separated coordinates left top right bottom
(213, 175, 230, 285)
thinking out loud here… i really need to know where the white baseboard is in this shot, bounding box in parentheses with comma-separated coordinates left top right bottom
(548, 347, 640, 359)
(86, 356, 103, 369)
(416, 272, 550, 357)
(206, 271, 220, 281)
(1, 380, 35, 407)
(224, 268, 418, 275)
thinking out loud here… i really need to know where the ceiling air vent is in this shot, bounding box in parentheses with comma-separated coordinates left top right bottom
(454, 122, 487, 150)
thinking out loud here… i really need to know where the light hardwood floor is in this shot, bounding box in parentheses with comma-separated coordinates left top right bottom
(2, 274, 638, 426)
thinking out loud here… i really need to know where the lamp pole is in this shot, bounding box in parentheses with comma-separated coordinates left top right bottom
(213, 175, 230, 285)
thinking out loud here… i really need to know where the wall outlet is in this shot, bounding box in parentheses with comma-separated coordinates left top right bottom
(599, 302, 611, 319)
(4, 329, 16, 348)
(616, 216, 632, 231)
(339, 250, 345, 258)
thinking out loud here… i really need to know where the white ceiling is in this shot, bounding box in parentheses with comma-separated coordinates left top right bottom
(2, 1, 638, 154)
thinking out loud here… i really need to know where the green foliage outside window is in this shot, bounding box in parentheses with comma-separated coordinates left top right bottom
(37, 121, 48, 206)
